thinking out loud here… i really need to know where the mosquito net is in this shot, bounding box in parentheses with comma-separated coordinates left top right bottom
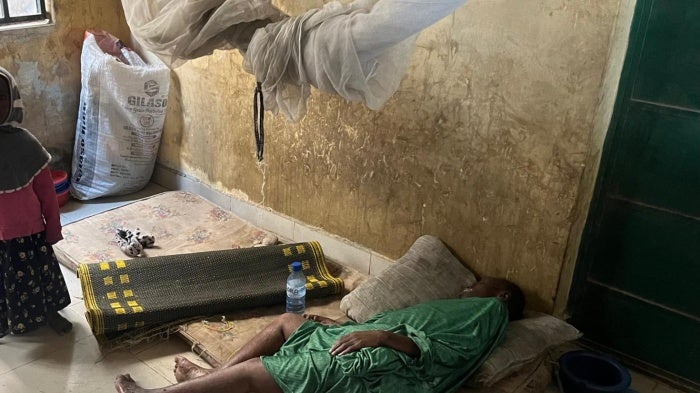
(120, 0, 466, 121)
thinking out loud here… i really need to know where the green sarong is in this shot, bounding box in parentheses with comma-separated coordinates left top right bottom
(261, 297, 508, 393)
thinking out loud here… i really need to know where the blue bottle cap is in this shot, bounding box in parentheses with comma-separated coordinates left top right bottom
(292, 261, 302, 271)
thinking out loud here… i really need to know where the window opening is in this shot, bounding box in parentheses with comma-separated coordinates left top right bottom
(0, 0, 47, 26)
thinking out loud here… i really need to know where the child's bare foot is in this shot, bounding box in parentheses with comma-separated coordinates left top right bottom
(114, 374, 148, 393)
(173, 355, 211, 382)
(47, 312, 72, 335)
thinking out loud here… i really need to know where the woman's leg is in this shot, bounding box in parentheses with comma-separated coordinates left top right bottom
(174, 312, 307, 382)
(118, 358, 282, 393)
(226, 312, 307, 364)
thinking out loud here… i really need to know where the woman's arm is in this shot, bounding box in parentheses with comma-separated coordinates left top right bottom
(330, 330, 420, 358)
(304, 313, 340, 326)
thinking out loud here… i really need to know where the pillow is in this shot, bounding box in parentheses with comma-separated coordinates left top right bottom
(467, 311, 582, 387)
(340, 234, 581, 388)
(339, 235, 476, 322)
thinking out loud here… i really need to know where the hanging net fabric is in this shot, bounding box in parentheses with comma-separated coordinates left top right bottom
(119, 0, 286, 65)
(120, 0, 467, 121)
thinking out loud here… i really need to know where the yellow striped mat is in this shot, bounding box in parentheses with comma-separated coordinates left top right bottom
(78, 241, 343, 337)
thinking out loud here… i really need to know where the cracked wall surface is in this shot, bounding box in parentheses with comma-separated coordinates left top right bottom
(159, 0, 623, 312)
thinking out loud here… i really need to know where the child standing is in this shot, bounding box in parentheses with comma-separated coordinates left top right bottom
(0, 66, 72, 336)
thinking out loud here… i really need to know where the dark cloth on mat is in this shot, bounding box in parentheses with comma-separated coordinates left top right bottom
(0, 232, 71, 335)
(262, 297, 508, 393)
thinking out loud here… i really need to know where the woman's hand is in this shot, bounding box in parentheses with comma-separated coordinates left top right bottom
(303, 313, 339, 326)
(330, 330, 421, 358)
(330, 331, 387, 356)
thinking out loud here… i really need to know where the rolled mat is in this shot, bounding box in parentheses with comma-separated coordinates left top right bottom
(78, 241, 343, 337)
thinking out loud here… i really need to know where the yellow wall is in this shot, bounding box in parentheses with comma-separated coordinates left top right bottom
(0, 0, 630, 312)
(160, 0, 626, 311)
(0, 0, 131, 169)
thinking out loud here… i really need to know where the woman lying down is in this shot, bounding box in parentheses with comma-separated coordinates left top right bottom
(115, 277, 524, 393)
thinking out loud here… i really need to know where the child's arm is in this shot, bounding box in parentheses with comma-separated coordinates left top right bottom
(33, 167, 63, 244)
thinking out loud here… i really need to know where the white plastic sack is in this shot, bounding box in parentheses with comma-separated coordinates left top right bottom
(70, 31, 171, 200)
(120, 0, 465, 121)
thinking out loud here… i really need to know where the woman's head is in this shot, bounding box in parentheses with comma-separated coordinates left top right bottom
(0, 66, 23, 128)
(461, 277, 526, 321)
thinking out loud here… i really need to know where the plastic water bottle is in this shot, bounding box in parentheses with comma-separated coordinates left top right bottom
(286, 261, 306, 314)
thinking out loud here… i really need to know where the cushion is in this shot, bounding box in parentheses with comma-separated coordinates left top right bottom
(339, 235, 477, 322)
(340, 235, 581, 387)
(468, 311, 582, 387)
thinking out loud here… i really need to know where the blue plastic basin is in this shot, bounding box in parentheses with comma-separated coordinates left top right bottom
(558, 350, 632, 393)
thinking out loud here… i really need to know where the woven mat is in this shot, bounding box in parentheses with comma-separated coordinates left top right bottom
(177, 265, 551, 393)
(178, 263, 366, 367)
(79, 242, 343, 338)
(55, 191, 356, 349)
(55, 191, 272, 271)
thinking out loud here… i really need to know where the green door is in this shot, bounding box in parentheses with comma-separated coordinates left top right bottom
(570, 0, 700, 387)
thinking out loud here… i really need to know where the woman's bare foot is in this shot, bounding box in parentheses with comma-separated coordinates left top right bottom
(114, 374, 148, 393)
(173, 356, 211, 382)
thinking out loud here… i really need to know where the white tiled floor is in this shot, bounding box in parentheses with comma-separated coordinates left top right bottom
(0, 183, 692, 393)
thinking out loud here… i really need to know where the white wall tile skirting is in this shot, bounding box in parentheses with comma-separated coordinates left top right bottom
(152, 164, 394, 276)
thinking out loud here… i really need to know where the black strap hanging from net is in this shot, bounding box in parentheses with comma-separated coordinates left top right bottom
(253, 82, 265, 161)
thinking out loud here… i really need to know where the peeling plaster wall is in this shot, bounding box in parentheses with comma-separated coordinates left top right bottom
(0, 0, 131, 170)
(160, 0, 623, 311)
